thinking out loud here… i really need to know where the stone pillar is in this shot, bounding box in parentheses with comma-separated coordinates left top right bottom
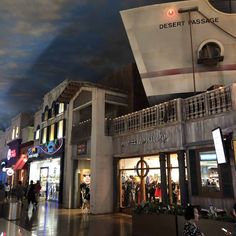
(177, 150, 188, 207)
(63, 103, 74, 208)
(90, 88, 113, 214)
(160, 153, 168, 206)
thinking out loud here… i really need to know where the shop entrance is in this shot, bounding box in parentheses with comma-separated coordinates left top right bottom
(29, 158, 61, 202)
(40, 167, 48, 199)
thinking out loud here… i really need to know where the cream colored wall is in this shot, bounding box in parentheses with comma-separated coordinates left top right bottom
(121, 0, 236, 97)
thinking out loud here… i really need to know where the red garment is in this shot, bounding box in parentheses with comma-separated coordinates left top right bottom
(155, 187, 161, 198)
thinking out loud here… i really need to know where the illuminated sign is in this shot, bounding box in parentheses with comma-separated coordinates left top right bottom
(28, 138, 63, 159)
(166, 8, 176, 18)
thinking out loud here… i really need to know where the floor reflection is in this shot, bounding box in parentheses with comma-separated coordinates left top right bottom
(0, 218, 31, 236)
(12, 201, 132, 236)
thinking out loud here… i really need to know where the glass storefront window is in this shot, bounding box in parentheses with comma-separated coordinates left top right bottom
(144, 155, 160, 168)
(167, 154, 180, 205)
(57, 120, 64, 139)
(120, 170, 140, 208)
(200, 151, 220, 192)
(145, 169, 161, 202)
(42, 127, 47, 144)
(49, 124, 55, 141)
(169, 154, 178, 167)
(119, 158, 140, 169)
(12, 128, 15, 140)
(58, 103, 64, 114)
(119, 156, 162, 208)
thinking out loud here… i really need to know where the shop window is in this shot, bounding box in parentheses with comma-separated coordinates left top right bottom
(119, 156, 161, 208)
(167, 154, 182, 205)
(49, 124, 55, 141)
(35, 125, 40, 140)
(15, 126, 19, 138)
(58, 103, 65, 114)
(12, 128, 15, 140)
(57, 120, 64, 139)
(200, 151, 220, 192)
(42, 127, 47, 144)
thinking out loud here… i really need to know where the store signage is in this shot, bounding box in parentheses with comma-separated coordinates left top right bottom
(78, 142, 87, 155)
(7, 148, 16, 160)
(159, 17, 219, 30)
(28, 138, 63, 159)
(121, 131, 168, 147)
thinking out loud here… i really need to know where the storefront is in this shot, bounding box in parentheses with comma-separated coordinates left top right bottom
(117, 153, 187, 211)
(27, 138, 64, 202)
(113, 86, 236, 211)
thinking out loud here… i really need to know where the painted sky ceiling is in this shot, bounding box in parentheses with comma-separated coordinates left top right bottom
(0, 0, 233, 129)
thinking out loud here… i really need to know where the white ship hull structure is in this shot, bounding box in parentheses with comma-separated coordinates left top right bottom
(121, 0, 236, 104)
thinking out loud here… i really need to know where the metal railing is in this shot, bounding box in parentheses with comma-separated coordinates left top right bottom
(113, 100, 178, 135)
(185, 85, 232, 120)
(71, 85, 234, 138)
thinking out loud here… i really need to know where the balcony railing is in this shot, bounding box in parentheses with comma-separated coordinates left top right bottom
(185, 85, 232, 120)
(113, 84, 234, 136)
(114, 100, 178, 135)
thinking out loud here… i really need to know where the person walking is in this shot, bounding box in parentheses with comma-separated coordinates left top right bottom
(183, 205, 204, 236)
(26, 180, 36, 211)
(34, 180, 41, 207)
(15, 181, 25, 202)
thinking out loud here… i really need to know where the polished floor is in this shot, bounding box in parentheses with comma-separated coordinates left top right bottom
(1, 201, 132, 236)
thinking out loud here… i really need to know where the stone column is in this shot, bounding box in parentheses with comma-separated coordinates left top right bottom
(177, 150, 187, 207)
(160, 153, 168, 205)
(63, 103, 74, 208)
(90, 88, 113, 214)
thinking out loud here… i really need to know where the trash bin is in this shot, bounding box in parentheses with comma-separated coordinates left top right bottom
(3, 201, 21, 220)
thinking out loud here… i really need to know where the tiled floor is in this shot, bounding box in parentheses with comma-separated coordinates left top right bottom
(1, 201, 132, 236)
